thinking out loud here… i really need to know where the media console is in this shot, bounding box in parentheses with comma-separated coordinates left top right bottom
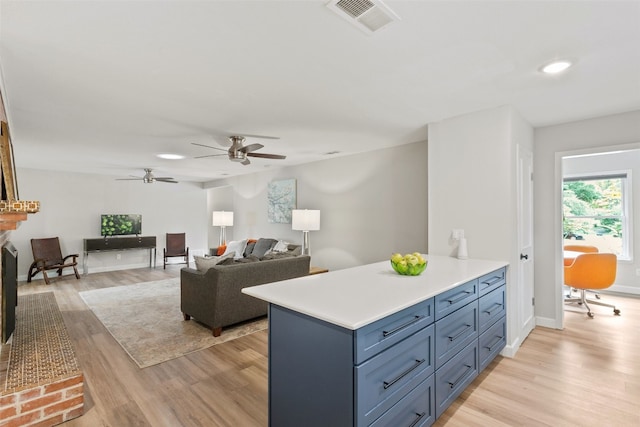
(83, 236, 156, 275)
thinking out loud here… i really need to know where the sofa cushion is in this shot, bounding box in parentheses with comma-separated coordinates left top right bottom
(223, 239, 248, 259)
(252, 238, 277, 258)
(193, 253, 235, 272)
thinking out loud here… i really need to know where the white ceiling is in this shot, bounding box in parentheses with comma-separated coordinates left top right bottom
(1, 1, 639, 183)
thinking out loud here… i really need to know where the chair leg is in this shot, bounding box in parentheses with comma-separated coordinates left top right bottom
(73, 265, 80, 280)
(565, 290, 620, 317)
(42, 270, 51, 285)
(584, 297, 620, 315)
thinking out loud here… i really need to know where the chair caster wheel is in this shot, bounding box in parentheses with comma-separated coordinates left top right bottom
(614, 309, 621, 316)
(587, 312, 594, 318)
(595, 294, 601, 299)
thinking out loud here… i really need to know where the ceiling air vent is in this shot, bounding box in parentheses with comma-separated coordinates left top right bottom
(327, 0, 400, 34)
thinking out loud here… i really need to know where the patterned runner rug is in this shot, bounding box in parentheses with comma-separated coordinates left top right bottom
(79, 278, 267, 368)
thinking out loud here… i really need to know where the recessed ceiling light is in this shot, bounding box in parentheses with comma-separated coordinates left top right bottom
(157, 153, 185, 160)
(541, 60, 572, 74)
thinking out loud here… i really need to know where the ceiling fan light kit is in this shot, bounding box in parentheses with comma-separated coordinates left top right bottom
(192, 135, 286, 166)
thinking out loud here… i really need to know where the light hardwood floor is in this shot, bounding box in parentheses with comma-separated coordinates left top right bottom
(14, 267, 640, 426)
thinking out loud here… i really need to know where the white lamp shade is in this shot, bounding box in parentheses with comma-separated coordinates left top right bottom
(212, 211, 234, 227)
(292, 209, 320, 231)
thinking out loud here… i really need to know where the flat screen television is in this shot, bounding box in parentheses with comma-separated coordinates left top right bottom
(101, 214, 142, 236)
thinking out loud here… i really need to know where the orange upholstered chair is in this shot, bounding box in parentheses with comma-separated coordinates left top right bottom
(563, 245, 599, 266)
(564, 253, 620, 318)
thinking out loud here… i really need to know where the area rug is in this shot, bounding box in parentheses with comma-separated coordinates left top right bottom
(79, 278, 267, 368)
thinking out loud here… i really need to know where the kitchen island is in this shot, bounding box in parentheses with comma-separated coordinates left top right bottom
(243, 254, 508, 427)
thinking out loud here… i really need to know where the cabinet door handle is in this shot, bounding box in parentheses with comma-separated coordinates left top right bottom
(448, 324, 471, 342)
(483, 303, 503, 316)
(408, 412, 426, 427)
(447, 290, 472, 305)
(481, 276, 503, 287)
(383, 359, 425, 390)
(485, 335, 504, 352)
(448, 364, 472, 389)
(382, 315, 423, 338)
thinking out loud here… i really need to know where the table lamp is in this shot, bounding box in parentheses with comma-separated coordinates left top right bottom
(212, 211, 234, 246)
(291, 209, 320, 256)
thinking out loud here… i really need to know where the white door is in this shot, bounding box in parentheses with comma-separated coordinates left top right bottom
(517, 144, 535, 341)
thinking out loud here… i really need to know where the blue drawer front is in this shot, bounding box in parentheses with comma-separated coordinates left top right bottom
(435, 340, 478, 419)
(434, 301, 478, 369)
(479, 315, 506, 371)
(356, 324, 434, 426)
(478, 285, 506, 334)
(478, 267, 506, 297)
(434, 280, 478, 320)
(355, 298, 434, 364)
(369, 375, 435, 427)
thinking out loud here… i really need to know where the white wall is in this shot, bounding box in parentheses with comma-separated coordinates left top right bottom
(427, 105, 534, 357)
(205, 140, 429, 271)
(534, 110, 640, 327)
(12, 168, 208, 280)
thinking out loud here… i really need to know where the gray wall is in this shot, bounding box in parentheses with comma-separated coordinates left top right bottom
(12, 140, 428, 279)
(12, 169, 208, 280)
(205, 140, 429, 271)
(534, 110, 640, 328)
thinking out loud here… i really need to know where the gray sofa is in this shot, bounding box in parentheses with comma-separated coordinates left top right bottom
(180, 254, 311, 336)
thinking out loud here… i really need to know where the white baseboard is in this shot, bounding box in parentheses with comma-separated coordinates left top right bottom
(535, 316, 562, 329)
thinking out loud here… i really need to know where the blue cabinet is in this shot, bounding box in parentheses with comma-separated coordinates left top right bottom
(267, 267, 507, 426)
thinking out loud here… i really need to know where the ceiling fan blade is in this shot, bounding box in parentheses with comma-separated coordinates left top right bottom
(116, 177, 143, 181)
(194, 153, 227, 159)
(155, 178, 178, 183)
(191, 142, 227, 152)
(239, 143, 264, 153)
(247, 152, 286, 159)
(231, 133, 280, 140)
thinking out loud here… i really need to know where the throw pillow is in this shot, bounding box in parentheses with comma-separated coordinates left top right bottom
(223, 239, 248, 259)
(216, 245, 226, 256)
(252, 238, 277, 258)
(272, 240, 290, 253)
(244, 241, 257, 257)
(194, 253, 235, 272)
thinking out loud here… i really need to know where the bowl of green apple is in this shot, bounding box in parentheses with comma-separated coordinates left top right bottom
(390, 253, 427, 276)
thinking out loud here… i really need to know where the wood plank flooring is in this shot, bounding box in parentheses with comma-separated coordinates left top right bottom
(12, 267, 640, 426)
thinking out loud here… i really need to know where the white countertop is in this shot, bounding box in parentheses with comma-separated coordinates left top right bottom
(242, 255, 508, 330)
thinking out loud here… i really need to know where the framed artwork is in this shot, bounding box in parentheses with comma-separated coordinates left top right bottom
(268, 178, 296, 223)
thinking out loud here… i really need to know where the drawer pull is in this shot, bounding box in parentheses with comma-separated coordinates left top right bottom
(383, 359, 425, 390)
(382, 315, 423, 338)
(448, 364, 472, 389)
(483, 302, 503, 316)
(482, 275, 503, 288)
(485, 336, 504, 352)
(447, 290, 472, 305)
(448, 324, 471, 342)
(408, 412, 426, 427)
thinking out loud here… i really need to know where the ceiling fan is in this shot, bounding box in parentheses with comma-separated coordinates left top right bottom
(192, 135, 286, 165)
(116, 168, 178, 184)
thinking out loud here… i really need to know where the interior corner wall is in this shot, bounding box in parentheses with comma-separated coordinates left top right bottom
(12, 168, 208, 279)
(533, 110, 640, 325)
(427, 106, 514, 261)
(204, 140, 429, 271)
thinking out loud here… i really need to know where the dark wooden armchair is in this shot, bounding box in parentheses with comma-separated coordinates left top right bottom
(164, 233, 189, 269)
(28, 237, 80, 285)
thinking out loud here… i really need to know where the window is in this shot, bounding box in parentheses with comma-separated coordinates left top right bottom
(563, 172, 632, 260)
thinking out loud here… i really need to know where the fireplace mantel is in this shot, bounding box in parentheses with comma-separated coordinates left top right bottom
(0, 200, 40, 230)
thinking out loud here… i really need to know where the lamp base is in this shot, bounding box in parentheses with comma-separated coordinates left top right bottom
(301, 230, 310, 256)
